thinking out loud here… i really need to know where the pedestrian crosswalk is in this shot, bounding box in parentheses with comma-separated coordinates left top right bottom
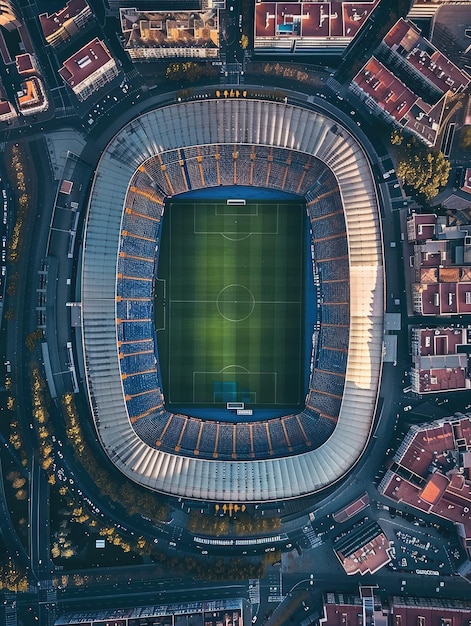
(3, 593, 16, 626)
(248, 579, 260, 604)
(326, 76, 342, 93)
(125, 68, 140, 82)
(268, 572, 284, 603)
(55, 107, 76, 119)
(302, 525, 323, 548)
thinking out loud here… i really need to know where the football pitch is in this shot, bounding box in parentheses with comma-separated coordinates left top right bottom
(156, 200, 305, 409)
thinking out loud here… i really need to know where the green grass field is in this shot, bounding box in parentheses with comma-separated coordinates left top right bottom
(156, 200, 305, 408)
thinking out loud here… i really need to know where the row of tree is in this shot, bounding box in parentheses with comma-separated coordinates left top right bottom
(166, 62, 216, 83)
(187, 510, 281, 536)
(61, 393, 168, 522)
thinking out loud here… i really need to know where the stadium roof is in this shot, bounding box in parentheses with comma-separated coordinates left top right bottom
(81, 98, 384, 502)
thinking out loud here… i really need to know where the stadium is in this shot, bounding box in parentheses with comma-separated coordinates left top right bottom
(81, 96, 384, 502)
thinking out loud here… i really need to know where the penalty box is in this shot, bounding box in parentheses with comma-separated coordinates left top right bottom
(193, 202, 279, 235)
(193, 371, 277, 405)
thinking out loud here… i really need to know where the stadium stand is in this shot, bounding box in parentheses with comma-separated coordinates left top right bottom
(183, 156, 203, 190)
(310, 369, 345, 398)
(178, 417, 201, 454)
(310, 215, 343, 239)
(268, 419, 289, 454)
(321, 303, 349, 326)
(118, 319, 154, 342)
(234, 145, 253, 186)
(283, 414, 307, 450)
(322, 281, 349, 304)
(120, 232, 156, 259)
(160, 413, 186, 450)
(235, 423, 253, 457)
(217, 423, 234, 457)
(252, 422, 271, 456)
(122, 371, 161, 398)
(119, 338, 154, 356)
(198, 421, 218, 457)
(120, 352, 156, 377)
(317, 346, 348, 374)
(300, 406, 335, 433)
(82, 99, 384, 501)
(118, 255, 154, 279)
(112, 139, 354, 462)
(306, 390, 342, 420)
(117, 276, 152, 299)
(315, 245, 348, 273)
(320, 325, 349, 351)
(317, 257, 349, 281)
(126, 390, 161, 419)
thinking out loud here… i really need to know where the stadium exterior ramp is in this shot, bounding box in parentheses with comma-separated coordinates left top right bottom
(81, 98, 384, 502)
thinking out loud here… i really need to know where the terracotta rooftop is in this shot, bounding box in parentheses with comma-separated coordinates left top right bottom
(391, 595, 471, 626)
(414, 326, 467, 357)
(0, 98, 14, 118)
(333, 493, 370, 523)
(419, 472, 449, 505)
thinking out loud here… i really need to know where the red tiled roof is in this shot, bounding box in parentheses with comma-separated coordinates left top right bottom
(336, 531, 392, 576)
(0, 99, 13, 116)
(419, 472, 449, 505)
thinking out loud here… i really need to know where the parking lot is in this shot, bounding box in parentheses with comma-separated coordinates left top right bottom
(378, 513, 465, 577)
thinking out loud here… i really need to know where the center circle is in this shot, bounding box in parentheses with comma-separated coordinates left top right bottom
(216, 284, 255, 322)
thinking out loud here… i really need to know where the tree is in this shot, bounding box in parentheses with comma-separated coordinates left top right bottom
(460, 125, 471, 150)
(390, 130, 403, 146)
(240, 34, 249, 49)
(12, 476, 26, 489)
(166, 62, 203, 83)
(396, 139, 450, 201)
(62, 548, 75, 559)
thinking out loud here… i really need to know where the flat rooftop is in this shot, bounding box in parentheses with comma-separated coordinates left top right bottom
(384, 18, 470, 96)
(255, 1, 379, 40)
(353, 57, 417, 122)
(120, 8, 219, 51)
(381, 417, 471, 545)
(59, 37, 113, 87)
(39, 0, 91, 40)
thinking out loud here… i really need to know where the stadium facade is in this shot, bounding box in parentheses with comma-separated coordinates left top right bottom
(81, 97, 384, 502)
